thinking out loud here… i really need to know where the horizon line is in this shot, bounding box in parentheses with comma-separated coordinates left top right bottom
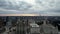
(0, 14, 59, 16)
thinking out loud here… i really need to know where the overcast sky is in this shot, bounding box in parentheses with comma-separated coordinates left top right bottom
(0, 0, 60, 16)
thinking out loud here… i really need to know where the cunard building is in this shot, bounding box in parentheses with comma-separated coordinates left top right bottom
(28, 19, 40, 34)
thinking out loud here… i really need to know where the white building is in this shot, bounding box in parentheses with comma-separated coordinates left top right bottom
(29, 19, 40, 34)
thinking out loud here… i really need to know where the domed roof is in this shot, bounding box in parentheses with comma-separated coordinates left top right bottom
(40, 20, 58, 33)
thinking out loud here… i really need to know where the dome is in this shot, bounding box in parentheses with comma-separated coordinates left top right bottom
(40, 20, 58, 34)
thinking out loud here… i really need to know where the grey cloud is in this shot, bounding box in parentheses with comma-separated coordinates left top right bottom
(0, 9, 60, 16)
(0, 0, 60, 16)
(0, 0, 32, 10)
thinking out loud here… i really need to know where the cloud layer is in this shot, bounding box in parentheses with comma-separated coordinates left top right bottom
(0, 0, 60, 16)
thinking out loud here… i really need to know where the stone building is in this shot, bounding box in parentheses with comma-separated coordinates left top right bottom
(29, 19, 40, 34)
(0, 18, 6, 34)
(16, 19, 31, 34)
(40, 20, 58, 34)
